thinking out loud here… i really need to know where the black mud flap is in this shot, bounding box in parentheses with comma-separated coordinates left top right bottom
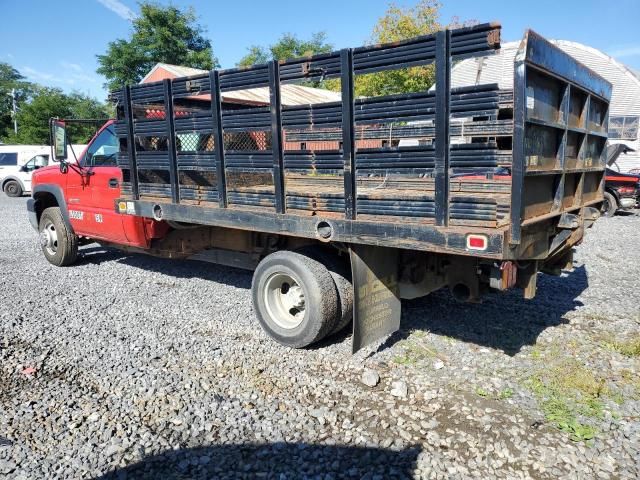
(349, 244, 401, 354)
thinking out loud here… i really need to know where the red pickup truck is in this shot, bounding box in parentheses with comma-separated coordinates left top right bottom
(27, 25, 612, 352)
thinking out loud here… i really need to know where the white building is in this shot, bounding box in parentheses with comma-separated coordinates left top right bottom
(451, 40, 640, 172)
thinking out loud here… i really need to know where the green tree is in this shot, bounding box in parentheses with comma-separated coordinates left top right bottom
(237, 32, 333, 67)
(7, 87, 110, 145)
(97, 2, 218, 91)
(0, 63, 36, 142)
(355, 0, 443, 97)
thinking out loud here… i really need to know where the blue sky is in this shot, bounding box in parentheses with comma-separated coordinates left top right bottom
(2, 0, 639, 100)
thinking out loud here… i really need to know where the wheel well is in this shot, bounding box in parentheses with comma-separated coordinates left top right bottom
(2, 177, 23, 190)
(33, 192, 59, 225)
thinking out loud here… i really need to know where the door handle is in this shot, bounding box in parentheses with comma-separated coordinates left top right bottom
(108, 178, 119, 188)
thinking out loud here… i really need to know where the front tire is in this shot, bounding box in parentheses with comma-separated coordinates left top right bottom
(38, 207, 78, 266)
(252, 251, 338, 348)
(601, 191, 617, 217)
(3, 180, 23, 197)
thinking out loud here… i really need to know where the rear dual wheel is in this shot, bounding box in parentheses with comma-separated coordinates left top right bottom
(251, 248, 353, 348)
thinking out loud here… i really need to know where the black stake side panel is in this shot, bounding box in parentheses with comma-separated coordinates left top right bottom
(210, 70, 227, 208)
(341, 49, 356, 220)
(510, 61, 527, 245)
(122, 85, 139, 200)
(112, 23, 550, 257)
(163, 79, 180, 204)
(268, 61, 286, 214)
(434, 30, 451, 227)
(129, 199, 506, 258)
(510, 30, 612, 244)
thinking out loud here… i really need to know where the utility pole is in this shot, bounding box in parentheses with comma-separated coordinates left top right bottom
(10, 88, 17, 135)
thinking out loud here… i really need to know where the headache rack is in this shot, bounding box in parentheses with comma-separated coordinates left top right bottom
(111, 23, 611, 259)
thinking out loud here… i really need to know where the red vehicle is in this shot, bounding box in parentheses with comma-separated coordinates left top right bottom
(27, 26, 612, 352)
(602, 145, 639, 216)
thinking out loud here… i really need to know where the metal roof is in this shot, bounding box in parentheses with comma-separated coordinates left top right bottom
(141, 63, 341, 106)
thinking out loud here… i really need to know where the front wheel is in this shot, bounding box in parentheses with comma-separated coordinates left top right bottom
(601, 191, 617, 217)
(38, 207, 79, 266)
(3, 180, 23, 197)
(252, 251, 338, 348)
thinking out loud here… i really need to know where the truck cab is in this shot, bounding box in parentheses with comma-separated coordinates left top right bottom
(28, 120, 158, 265)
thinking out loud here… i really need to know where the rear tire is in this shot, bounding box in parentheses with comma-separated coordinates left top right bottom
(252, 250, 338, 348)
(3, 180, 22, 197)
(601, 191, 617, 217)
(38, 207, 78, 266)
(296, 246, 353, 335)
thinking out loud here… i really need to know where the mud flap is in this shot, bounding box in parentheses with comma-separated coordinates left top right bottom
(349, 244, 401, 354)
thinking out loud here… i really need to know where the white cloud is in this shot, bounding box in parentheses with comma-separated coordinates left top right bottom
(21, 66, 59, 82)
(96, 0, 136, 21)
(61, 61, 83, 73)
(609, 45, 640, 58)
(21, 65, 101, 88)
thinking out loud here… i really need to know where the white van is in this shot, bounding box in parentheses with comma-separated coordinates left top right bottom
(0, 144, 86, 197)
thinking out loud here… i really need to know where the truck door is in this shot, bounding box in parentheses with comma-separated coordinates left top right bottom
(66, 124, 128, 243)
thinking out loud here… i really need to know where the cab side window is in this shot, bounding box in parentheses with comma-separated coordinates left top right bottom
(83, 127, 118, 167)
(23, 155, 49, 172)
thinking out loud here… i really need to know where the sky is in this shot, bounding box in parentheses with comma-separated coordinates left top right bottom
(1, 0, 639, 101)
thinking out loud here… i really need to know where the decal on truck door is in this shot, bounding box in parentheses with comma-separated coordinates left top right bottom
(69, 210, 84, 220)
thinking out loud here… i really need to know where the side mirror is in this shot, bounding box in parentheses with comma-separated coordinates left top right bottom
(20, 165, 28, 172)
(50, 119, 67, 162)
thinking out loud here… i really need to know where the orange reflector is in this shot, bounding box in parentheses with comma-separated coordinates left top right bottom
(466, 234, 488, 251)
(118, 201, 127, 212)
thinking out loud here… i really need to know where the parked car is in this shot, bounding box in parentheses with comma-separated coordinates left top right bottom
(602, 144, 639, 216)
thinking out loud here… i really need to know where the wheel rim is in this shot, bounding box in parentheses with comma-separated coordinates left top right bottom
(263, 272, 306, 329)
(601, 198, 611, 215)
(7, 183, 17, 195)
(40, 221, 59, 256)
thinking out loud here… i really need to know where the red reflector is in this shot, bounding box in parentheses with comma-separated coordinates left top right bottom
(466, 234, 487, 250)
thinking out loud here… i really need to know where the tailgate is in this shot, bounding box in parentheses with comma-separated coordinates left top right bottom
(509, 31, 612, 246)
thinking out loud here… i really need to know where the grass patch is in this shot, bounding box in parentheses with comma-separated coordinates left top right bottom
(525, 361, 610, 442)
(602, 335, 640, 357)
(498, 387, 514, 400)
(529, 342, 562, 361)
(475, 387, 489, 397)
(393, 336, 444, 366)
(474, 386, 514, 400)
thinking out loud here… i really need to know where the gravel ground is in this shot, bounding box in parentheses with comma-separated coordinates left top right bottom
(1, 194, 639, 479)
